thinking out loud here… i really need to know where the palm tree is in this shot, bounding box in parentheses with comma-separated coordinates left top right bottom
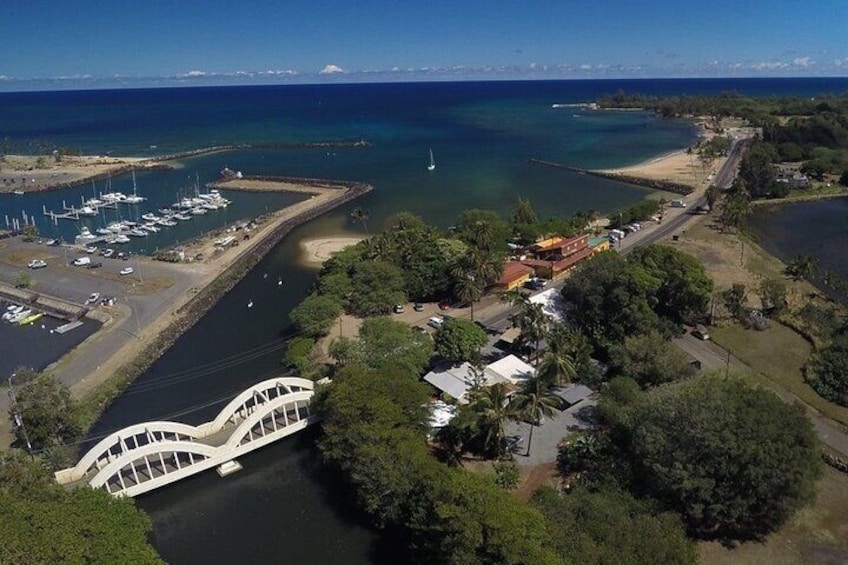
(509, 299, 550, 366)
(536, 327, 577, 387)
(511, 196, 537, 225)
(510, 377, 563, 456)
(453, 271, 484, 320)
(350, 207, 370, 235)
(468, 383, 518, 458)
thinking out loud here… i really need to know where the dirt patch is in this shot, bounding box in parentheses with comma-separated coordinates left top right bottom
(514, 462, 559, 502)
(124, 277, 174, 294)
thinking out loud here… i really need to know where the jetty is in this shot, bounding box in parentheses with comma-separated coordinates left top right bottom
(528, 158, 695, 196)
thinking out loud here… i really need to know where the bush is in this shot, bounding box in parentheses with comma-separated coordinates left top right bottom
(807, 335, 848, 406)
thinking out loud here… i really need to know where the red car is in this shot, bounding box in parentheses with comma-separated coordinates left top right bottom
(438, 301, 451, 310)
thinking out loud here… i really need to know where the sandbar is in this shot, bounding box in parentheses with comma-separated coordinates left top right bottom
(300, 236, 366, 267)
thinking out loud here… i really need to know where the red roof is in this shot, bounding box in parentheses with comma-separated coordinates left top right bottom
(499, 261, 535, 285)
(521, 246, 595, 272)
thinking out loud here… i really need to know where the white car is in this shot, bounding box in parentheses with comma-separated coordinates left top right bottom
(119, 267, 134, 276)
(27, 259, 47, 269)
(85, 292, 101, 305)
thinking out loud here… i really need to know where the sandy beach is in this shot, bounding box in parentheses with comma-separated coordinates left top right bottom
(0, 154, 158, 193)
(299, 236, 366, 267)
(596, 149, 715, 187)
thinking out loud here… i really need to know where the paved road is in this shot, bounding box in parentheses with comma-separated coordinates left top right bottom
(675, 332, 848, 456)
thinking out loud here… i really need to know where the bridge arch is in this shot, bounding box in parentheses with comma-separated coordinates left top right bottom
(203, 376, 315, 434)
(55, 421, 205, 484)
(89, 441, 219, 495)
(225, 391, 315, 449)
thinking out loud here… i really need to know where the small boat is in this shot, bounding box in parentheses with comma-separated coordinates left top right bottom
(174, 213, 191, 221)
(96, 228, 112, 235)
(158, 208, 173, 215)
(75, 227, 98, 245)
(158, 219, 177, 227)
(122, 220, 138, 227)
(141, 213, 159, 222)
(247, 300, 254, 308)
(77, 206, 98, 216)
(3, 305, 25, 321)
(19, 312, 44, 326)
(142, 223, 160, 232)
(190, 207, 208, 215)
(427, 148, 436, 171)
(7, 309, 32, 324)
(128, 228, 148, 237)
(13, 190, 24, 195)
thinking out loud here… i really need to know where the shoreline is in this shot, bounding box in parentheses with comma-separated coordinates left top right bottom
(299, 236, 367, 267)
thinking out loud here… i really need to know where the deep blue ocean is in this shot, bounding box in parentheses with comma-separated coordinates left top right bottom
(3, 78, 848, 564)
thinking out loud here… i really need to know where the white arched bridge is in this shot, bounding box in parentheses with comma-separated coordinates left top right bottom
(55, 377, 318, 497)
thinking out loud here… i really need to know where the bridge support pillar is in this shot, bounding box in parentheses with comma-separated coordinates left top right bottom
(216, 460, 243, 477)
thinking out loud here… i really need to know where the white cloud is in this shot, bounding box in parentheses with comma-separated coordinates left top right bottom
(186, 70, 207, 77)
(835, 58, 848, 67)
(579, 64, 592, 70)
(320, 64, 344, 74)
(792, 57, 813, 68)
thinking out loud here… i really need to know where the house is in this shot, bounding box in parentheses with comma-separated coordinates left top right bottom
(497, 261, 536, 291)
(551, 384, 593, 408)
(423, 354, 537, 402)
(519, 233, 600, 280)
(776, 167, 809, 188)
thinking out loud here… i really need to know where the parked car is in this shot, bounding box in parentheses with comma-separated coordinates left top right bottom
(438, 301, 452, 310)
(119, 267, 134, 276)
(691, 325, 710, 340)
(87, 261, 103, 269)
(101, 249, 115, 258)
(85, 246, 98, 254)
(413, 302, 424, 312)
(72, 257, 91, 267)
(85, 293, 101, 305)
(427, 316, 445, 329)
(27, 259, 47, 269)
(393, 304, 405, 314)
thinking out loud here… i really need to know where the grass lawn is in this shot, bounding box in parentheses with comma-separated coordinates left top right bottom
(711, 323, 848, 427)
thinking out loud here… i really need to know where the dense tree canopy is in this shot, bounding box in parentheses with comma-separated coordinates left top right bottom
(738, 141, 779, 198)
(289, 293, 342, 338)
(0, 451, 161, 564)
(11, 373, 83, 449)
(433, 319, 488, 364)
(618, 375, 821, 540)
(628, 245, 713, 325)
(806, 335, 848, 406)
(330, 317, 433, 376)
(532, 486, 695, 565)
(314, 367, 562, 564)
(349, 260, 407, 316)
(561, 251, 666, 349)
(607, 330, 696, 388)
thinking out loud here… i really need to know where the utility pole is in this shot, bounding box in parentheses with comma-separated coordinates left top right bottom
(8, 375, 34, 457)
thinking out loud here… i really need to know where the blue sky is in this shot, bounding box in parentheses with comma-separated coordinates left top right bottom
(2, 0, 847, 86)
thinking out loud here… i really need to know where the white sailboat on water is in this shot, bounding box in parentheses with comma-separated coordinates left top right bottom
(427, 148, 436, 171)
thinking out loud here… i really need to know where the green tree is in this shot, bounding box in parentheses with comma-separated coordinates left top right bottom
(11, 373, 83, 449)
(786, 254, 818, 281)
(467, 383, 520, 458)
(738, 140, 778, 198)
(532, 486, 695, 565)
(349, 260, 406, 316)
(350, 207, 370, 234)
(608, 330, 696, 388)
(807, 335, 848, 406)
(536, 326, 578, 387)
(506, 292, 551, 365)
(0, 451, 162, 564)
(21, 224, 39, 241)
(511, 376, 563, 456)
(839, 169, 848, 187)
(317, 271, 353, 306)
(561, 252, 665, 349)
(758, 277, 788, 316)
(719, 180, 752, 232)
(621, 374, 821, 540)
(721, 283, 748, 320)
(704, 183, 721, 212)
(343, 317, 433, 376)
(511, 196, 538, 225)
(433, 318, 487, 364)
(454, 209, 510, 253)
(628, 245, 713, 325)
(289, 293, 342, 338)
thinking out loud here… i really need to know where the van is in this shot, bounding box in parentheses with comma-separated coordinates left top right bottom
(72, 257, 91, 267)
(670, 199, 686, 208)
(427, 316, 444, 329)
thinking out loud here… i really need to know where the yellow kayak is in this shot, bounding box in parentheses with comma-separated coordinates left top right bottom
(19, 312, 44, 326)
